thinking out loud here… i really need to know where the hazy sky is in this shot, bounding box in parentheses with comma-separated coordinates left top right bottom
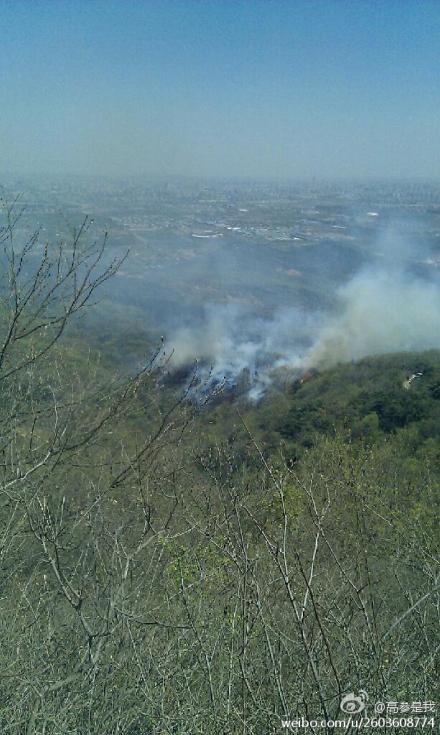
(1, 0, 439, 180)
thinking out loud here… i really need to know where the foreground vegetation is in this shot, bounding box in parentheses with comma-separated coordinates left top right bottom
(0, 204, 438, 734)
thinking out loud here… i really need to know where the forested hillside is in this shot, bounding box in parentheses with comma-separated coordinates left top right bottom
(1, 209, 438, 734)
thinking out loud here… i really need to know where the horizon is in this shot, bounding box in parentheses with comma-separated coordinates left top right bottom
(4, 171, 440, 186)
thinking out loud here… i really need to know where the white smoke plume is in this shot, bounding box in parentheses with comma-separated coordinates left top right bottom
(167, 303, 321, 399)
(167, 230, 440, 400)
(304, 268, 440, 369)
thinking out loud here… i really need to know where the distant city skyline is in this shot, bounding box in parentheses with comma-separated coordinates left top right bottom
(1, 0, 439, 181)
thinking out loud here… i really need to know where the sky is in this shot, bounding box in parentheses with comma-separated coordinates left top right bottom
(0, 0, 439, 180)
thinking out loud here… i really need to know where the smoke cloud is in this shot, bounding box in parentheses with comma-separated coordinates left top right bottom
(167, 304, 321, 400)
(167, 230, 440, 400)
(304, 268, 440, 369)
